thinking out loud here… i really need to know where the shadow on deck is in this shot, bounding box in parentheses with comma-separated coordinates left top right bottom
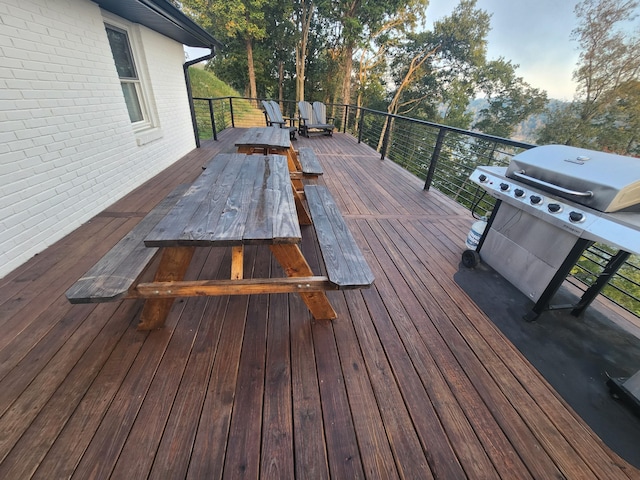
(0, 128, 639, 479)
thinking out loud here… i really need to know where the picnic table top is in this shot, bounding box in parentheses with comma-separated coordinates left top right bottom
(144, 153, 301, 247)
(235, 126, 291, 149)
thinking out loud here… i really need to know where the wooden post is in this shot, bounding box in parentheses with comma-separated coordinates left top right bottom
(137, 247, 195, 330)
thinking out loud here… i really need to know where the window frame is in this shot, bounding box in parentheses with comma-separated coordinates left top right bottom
(103, 18, 157, 133)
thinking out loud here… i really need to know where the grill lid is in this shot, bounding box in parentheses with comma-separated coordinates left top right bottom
(505, 145, 640, 212)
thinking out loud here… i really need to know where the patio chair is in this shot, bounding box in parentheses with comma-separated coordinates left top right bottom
(262, 100, 297, 140)
(298, 101, 334, 137)
(312, 102, 335, 136)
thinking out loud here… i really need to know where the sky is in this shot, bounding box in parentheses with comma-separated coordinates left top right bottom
(185, 1, 638, 101)
(425, 0, 581, 100)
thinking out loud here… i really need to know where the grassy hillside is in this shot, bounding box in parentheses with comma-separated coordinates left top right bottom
(188, 67, 263, 136)
(189, 65, 241, 98)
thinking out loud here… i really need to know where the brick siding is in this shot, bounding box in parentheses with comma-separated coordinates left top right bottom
(0, 0, 196, 278)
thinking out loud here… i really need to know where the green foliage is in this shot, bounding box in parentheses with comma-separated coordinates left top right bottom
(181, 0, 548, 140)
(537, 0, 640, 155)
(188, 67, 260, 138)
(379, 0, 545, 140)
(182, 0, 267, 41)
(189, 66, 240, 98)
(474, 59, 548, 138)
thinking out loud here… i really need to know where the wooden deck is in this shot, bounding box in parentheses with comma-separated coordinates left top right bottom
(0, 128, 638, 479)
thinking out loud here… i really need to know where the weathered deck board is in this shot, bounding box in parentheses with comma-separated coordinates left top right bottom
(0, 127, 637, 479)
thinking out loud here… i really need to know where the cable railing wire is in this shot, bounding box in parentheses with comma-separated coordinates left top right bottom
(192, 96, 640, 317)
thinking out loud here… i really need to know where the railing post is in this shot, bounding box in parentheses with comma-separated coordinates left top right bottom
(229, 97, 235, 128)
(357, 108, 365, 144)
(343, 105, 349, 133)
(208, 99, 217, 141)
(424, 128, 446, 190)
(380, 116, 391, 160)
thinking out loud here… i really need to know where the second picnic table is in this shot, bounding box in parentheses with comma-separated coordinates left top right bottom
(235, 127, 300, 170)
(235, 126, 315, 224)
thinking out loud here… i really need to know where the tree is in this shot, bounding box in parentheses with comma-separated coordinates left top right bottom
(474, 58, 548, 138)
(181, 0, 268, 101)
(262, 0, 297, 101)
(537, 0, 640, 154)
(594, 79, 640, 154)
(385, 0, 490, 119)
(318, 0, 414, 107)
(294, 0, 314, 102)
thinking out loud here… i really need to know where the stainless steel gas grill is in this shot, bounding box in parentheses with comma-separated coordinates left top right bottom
(467, 144, 640, 321)
(468, 145, 640, 414)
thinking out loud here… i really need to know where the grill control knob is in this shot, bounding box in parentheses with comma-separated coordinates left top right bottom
(530, 195, 542, 205)
(548, 203, 562, 213)
(478, 174, 488, 182)
(499, 183, 510, 191)
(514, 188, 525, 198)
(569, 211, 585, 223)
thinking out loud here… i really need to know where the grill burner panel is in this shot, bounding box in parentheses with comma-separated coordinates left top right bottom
(471, 166, 640, 255)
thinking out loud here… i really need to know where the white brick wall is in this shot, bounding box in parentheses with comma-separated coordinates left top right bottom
(0, 0, 197, 278)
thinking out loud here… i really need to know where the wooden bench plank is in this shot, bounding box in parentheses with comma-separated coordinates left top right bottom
(304, 185, 374, 288)
(65, 184, 189, 303)
(244, 155, 302, 244)
(150, 154, 240, 246)
(297, 147, 323, 176)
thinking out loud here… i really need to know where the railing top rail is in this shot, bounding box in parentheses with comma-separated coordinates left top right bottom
(350, 105, 537, 151)
(193, 96, 536, 151)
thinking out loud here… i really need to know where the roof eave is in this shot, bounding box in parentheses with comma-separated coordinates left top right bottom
(95, 0, 223, 50)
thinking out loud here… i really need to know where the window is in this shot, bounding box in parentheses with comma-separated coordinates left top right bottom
(105, 24, 147, 125)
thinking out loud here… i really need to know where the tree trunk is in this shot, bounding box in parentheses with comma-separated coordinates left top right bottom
(341, 43, 354, 130)
(278, 61, 284, 104)
(296, 48, 305, 102)
(296, 0, 314, 103)
(246, 37, 257, 105)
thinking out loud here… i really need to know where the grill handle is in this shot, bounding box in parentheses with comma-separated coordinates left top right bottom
(512, 171, 594, 198)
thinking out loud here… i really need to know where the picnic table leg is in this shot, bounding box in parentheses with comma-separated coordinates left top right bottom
(137, 246, 196, 330)
(293, 192, 312, 226)
(286, 147, 303, 172)
(231, 246, 244, 279)
(270, 244, 337, 320)
(289, 171, 305, 194)
(237, 146, 266, 155)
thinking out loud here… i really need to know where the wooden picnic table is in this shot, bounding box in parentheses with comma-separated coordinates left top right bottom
(136, 153, 337, 330)
(235, 127, 300, 170)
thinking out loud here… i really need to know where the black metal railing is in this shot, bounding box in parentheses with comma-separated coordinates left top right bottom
(192, 96, 640, 317)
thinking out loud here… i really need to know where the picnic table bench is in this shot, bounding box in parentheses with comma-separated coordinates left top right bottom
(304, 185, 374, 287)
(65, 184, 189, 303)
(66, 153, 373, 330)
(297, 147, 323, 177)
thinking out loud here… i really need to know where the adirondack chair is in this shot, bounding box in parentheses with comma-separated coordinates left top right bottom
(298, 101, 334, 137)
(312, 102, 335, 136)
(262, 100, 297, 140)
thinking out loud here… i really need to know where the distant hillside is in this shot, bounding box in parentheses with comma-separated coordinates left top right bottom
(466, 98, 569, 143)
